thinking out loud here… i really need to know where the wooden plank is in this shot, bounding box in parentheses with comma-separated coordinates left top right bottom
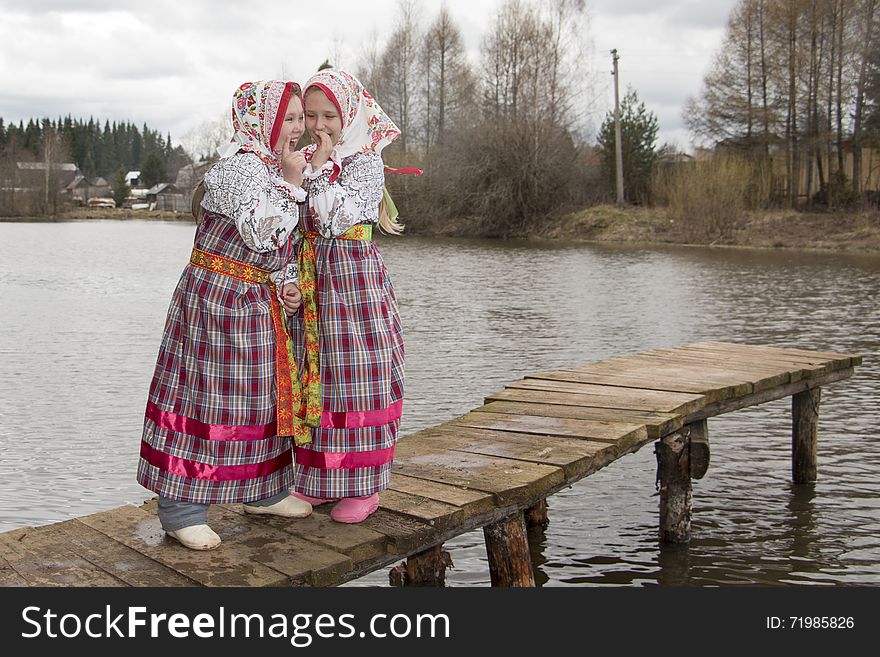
(388, 474, 497, 519)
(525, 368, 752, 402)
(419, 425, 636, 481)
(377, 489, 464, 533)
(222, 504, 388, 565)
(393, 439, 565, 507)
(0, 552, 29, 587)
(690, 341, 861, 366)
(345, 508, 440, 555)
(39, 519, 197, 586)
(650, 346, 816, 382)
(570, 351, 780, 377)
(79, 505, 292, 586)
(0, 526, 127, 587)
(502, 379, 706, 414)
(618, 352, 795, 390)
(678, 343, 855, 379)
(451, 410, 646, 443)
(682, 367, 854, 424)
(505, 379, 704, 412)
(485, 386, 703, 415)
(206, 505, 353, 587)
(565, 361, 762, 392)
(477, 400, 682, 439)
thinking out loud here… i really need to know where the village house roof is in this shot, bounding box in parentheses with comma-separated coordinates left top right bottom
(17, 162, 78, 171)
(66, 175, 90, 190)
(146, 182, 177, 195)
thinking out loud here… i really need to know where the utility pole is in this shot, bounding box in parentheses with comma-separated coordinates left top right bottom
(611, 49, 624, 205)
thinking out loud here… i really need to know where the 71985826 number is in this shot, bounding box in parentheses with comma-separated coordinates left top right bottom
(790, 617, 854, 629)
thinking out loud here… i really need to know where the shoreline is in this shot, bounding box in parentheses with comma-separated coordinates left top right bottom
(532, 205, 880, 254)
(4, 205, 880, 254)
(0, 208, 193, 223)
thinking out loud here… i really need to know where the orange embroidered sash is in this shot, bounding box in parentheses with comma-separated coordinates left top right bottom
(189, 247, 311, 445)
(295, 223, 373, 432)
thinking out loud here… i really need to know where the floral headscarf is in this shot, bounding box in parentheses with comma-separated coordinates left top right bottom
(218, 80, 301, 177)
(301, 69, 400, 167)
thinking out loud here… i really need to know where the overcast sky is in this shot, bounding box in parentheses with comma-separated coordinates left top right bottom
(0, 0, 739, 153)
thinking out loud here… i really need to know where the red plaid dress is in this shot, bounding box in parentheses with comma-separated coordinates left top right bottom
(137, 210, 297, 503)
(290, 204, 405, 498)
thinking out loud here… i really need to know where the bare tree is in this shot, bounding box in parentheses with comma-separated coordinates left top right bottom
(39, 123, 70, 215)
(421, 4, 476, 150)
(180, 112, 230, 163)
(852, 0, 878, 193)
(377, 0, 421, 153)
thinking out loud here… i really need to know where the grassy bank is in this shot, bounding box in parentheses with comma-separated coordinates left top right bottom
(0, 208, 193, 222)
(6, 204, 880, 253)
(536, 204, 880, 253)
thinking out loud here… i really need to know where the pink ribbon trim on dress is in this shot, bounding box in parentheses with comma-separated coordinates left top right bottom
(146, 402, 277, 442)
(294, 445, 395, 469)
(320, 400, 403, 429)
(140, 441, 291, 482)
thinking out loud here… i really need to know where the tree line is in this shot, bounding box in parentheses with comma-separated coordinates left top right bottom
(0, 115, 191, 215)
(685, 0, 880, 208)
(0, 116, 190, 184)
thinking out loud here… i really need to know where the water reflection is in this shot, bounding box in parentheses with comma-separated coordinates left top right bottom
(1, 222, 879, 586)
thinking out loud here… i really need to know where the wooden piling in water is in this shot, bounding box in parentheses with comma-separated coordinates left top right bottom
(689, 419, 710, 480)
(388, 544, 452, 586)
(656, 429, 692, 544)
(792, 386, 821, 483)
(524, 499, 549, 530)
(483, 513, 535, 587)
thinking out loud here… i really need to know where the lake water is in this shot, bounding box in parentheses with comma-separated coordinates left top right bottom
(1, 220, 878, 586)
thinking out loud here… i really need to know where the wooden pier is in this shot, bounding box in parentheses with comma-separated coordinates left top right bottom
(0, 342, 862, 587)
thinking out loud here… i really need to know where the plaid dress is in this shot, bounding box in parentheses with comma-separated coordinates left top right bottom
(137, 209, 297, 504)
(290, 204, 405, 498)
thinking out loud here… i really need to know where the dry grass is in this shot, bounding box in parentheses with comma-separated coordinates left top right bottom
(653, 157, 774, 242)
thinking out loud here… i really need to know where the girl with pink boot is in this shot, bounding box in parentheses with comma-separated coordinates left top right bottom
(287, 68, 406, 524)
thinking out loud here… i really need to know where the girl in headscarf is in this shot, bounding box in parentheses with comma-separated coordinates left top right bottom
(287, 68, 406, 523)
(137, 80, 314, 550)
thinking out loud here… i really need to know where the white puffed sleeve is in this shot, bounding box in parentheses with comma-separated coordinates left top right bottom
(304, 151, 384, 237)
(202, 152, 306, 253)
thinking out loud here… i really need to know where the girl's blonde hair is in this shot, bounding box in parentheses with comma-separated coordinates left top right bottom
(377, 194, 404, 235)
(191, 180, 206, 220)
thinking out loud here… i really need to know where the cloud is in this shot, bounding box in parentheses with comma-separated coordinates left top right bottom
(0, 0, 733, 153)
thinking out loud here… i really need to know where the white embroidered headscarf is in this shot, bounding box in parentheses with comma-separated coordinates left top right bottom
(217, 79, 301, 177)
(301, 69, 400, 168)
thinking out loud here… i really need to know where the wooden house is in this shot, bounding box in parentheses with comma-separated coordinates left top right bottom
(146, 182, 187, 212)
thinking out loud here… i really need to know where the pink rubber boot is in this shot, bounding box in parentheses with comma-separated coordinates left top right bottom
(291, 491, 337, 506)
(330, 494, 380, 523)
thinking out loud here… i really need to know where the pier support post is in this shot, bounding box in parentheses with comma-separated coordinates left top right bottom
(656, 429, 692, 544)
(389, 544, 452, 587)
(689, 419, 710, 480)
(483, 513, 535, 587)
(792, 386, 821, 483)
(524, 499, 549, 530)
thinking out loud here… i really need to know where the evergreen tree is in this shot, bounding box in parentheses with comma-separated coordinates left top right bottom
(112, 166, 130, 207)
(597, 87, 659, 204)
(140, 150, 166, 187)
(24, 119, 41, 154)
